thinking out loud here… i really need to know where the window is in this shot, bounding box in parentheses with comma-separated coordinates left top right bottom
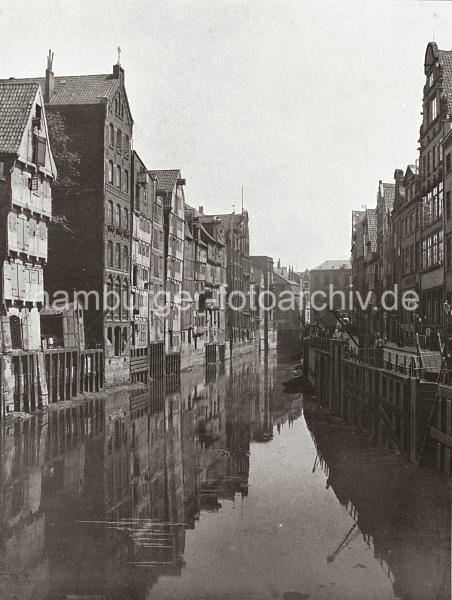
(447, 153, 451, 173)
(114, 204, 120, 227)
(123, 246, 129, 270)
(428, 72, 434, 88)
(0, 161, 4, 179)
(106, 200, 113, 224)
(422, 230, 443, 269)
(115, 244, 121, 269)
(116, 165, 121, 188)
(109, 123, 115, 146)
(34, 135, 46, 166)
(122, 207, 129, 230)
(447, 191, 451, 221)
(123, 170, 129, 193)
(117, 129, 122, 153)
(107, 241, 113, 267)
(108, 160, 113, 184)
(124, 135, 130, 157)
(430, 96, 438, 122)
(122, 281, 129, 320)
(106, 277, 113, 318)
(447, 233, 452, 270)
(114, 326, 121, 355)
(29, 175, 39, 191)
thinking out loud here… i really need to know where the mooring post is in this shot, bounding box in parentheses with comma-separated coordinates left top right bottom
(445, 396, 451, 476)
(409, 377, 418, 463)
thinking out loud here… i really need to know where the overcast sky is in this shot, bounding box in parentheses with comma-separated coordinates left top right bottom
(1, 0, 451, 270)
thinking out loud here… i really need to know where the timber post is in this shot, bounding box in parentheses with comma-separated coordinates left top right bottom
(409, 377, 417, 463)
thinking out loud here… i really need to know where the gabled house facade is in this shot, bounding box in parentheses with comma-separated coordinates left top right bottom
(130, 151, 155, 382)
(0, 81, 56, 352)
(150, 170, 186, 354)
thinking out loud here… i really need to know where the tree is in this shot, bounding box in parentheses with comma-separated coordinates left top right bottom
(46, 111, 81, 206)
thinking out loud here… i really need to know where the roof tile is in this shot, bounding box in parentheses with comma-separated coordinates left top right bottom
(0, 81, 39, 154)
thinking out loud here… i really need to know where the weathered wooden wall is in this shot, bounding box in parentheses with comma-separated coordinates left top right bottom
(306, 338, 438, 465)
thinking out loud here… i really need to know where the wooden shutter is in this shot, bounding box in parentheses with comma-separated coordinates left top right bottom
(18, 263, 26, 297)
(8, 213, 17, 252)
(37, 136, 46, 166)
(17, 216, 25, 250)
(3, 262, 12, 299)
(11, 263, 18, 298)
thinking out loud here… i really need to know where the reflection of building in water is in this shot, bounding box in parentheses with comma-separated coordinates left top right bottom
(0, 398, 105, 600)
(0, 356, 288, 600)
(304, 407, 450, 600)
(225, 362, 253, 497)
(251, 356, 273, 442)
(0, 417, 49, 600)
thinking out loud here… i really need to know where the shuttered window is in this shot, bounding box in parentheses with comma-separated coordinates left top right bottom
(34, 135, 46, 166)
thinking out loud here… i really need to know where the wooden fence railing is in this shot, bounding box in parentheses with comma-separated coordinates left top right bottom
(1, 348, 104, 418)
(45, 348, 103, 403)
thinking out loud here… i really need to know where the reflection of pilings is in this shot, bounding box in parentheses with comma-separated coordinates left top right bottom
(305, 407, 450, 600)
(47, 396, 105, 462)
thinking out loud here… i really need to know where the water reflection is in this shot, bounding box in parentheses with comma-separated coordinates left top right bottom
(0, 354, 449, 600)
(304, 405, 451, 600)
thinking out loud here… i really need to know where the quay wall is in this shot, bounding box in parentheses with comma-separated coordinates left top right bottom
(305, 337, 443, 469)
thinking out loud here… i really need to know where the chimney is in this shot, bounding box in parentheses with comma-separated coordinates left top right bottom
(113, 45, 124, 82)
(45, 49, 54, 103)
(113, 63, 124, 83)
(198, 206, 204, 214)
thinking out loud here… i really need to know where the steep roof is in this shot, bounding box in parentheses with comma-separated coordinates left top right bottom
(381, 182, 395, 213)
(313, 260, 351, 271)
(0, 81, 39, 154)
(149, 169, 181, 194)
(365, 208, 377, 252)
(439, 49, 452, 113)
(0, 74, 120, 105)
(273, 270, 298, 286)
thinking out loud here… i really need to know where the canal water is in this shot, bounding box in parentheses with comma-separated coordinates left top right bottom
(0, 354, 450, 600)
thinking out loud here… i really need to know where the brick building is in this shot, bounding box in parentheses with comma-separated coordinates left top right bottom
(250, 256, 277, 351)
(391, 165, 422, 344)
(417, 42, 450, 343)
(309, 260, 351, 331)
(0, 81, 56, 352)
(375, 181, 395, 336)
(212, 211, 252, 351)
